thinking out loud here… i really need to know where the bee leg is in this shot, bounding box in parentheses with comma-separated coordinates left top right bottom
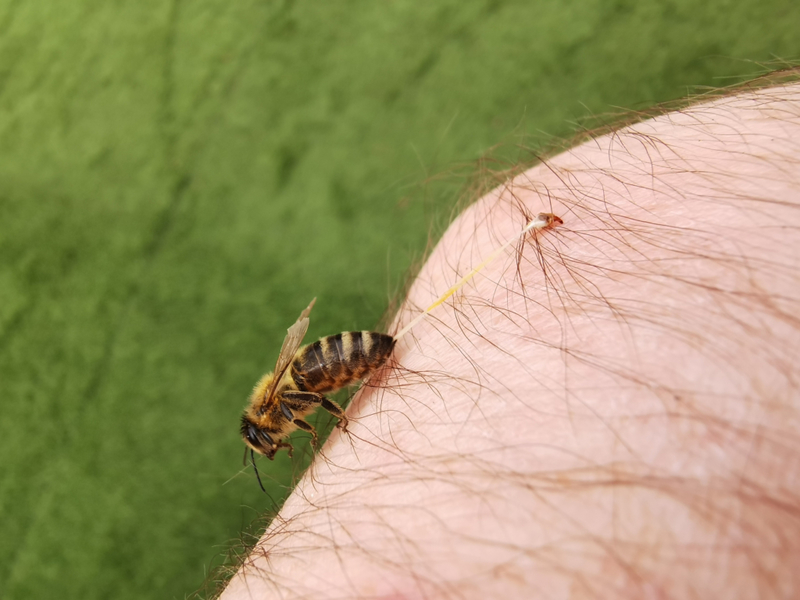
(320, 397, 349, 433)
(281, 393, 319, 413)
(283, 391, 349, 432)
(276, 441, 293, 458)
(292, 419, 319, 450)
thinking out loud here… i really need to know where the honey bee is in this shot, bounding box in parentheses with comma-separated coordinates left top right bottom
(241, 298, 395, 490)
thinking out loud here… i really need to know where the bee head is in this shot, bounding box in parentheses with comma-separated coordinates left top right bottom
(240, 414, 277, 459)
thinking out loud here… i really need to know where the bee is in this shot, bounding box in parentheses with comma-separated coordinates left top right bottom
(241, 298, 395, 490)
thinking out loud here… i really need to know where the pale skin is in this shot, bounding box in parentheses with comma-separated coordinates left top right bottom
(221, 77, 800, 599)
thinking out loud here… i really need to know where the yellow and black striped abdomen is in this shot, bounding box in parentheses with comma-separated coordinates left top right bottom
(291, 331, 395, 394)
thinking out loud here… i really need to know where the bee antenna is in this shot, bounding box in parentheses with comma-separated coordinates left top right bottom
(251, 449, 266, 493)
(242, 446, 249, 467)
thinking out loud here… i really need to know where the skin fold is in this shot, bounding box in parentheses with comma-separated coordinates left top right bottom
(221, 78, 800, 600)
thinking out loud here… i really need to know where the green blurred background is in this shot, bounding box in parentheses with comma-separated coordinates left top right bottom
(0, 0, 797, 598)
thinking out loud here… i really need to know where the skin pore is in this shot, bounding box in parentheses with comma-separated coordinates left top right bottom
(221, 77, 800, 599)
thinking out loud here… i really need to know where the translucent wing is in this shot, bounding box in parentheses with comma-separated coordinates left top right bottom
(266, 298, 316, 403)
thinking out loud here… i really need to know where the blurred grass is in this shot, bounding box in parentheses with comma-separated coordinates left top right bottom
(0, 0, 797, 598)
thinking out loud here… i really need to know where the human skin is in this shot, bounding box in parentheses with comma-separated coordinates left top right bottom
(221, 78, 800, 599)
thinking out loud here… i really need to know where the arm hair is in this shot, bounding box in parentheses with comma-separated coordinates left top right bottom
(222, 76, 800, 600)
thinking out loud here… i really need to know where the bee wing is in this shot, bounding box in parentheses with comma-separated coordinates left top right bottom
(267, 298, 316, 402)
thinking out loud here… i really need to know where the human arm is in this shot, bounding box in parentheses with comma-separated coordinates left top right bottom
(222, 77, 800, 600)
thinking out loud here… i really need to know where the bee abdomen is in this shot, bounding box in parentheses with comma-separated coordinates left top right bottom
(291, 331, 395, 394)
